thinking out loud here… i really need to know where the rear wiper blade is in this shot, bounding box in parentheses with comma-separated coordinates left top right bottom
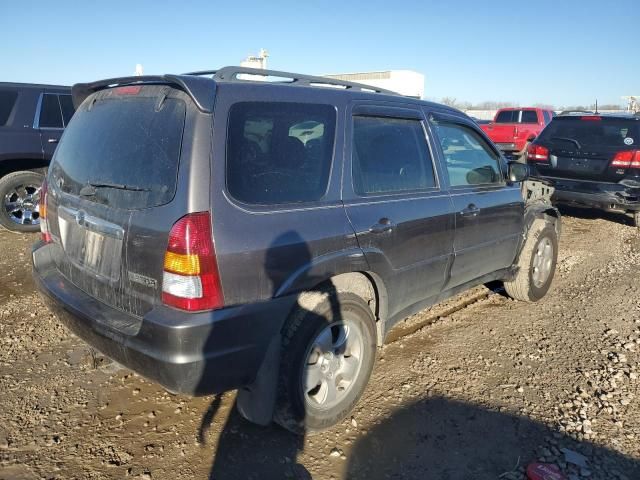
(551, 136, 582, 150)
(80, 182, 152, 196)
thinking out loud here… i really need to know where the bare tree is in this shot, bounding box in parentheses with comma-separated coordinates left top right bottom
(533, 103, 556, 110)
(441, 97, 459, 107)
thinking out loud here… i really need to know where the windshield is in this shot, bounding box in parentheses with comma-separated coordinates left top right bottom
(537, 117, 640, 149)
(50, 88, 186, 209)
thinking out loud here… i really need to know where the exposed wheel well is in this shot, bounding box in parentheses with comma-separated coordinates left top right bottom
(542, 208, 562, 236)
(295, 272, 387, 346)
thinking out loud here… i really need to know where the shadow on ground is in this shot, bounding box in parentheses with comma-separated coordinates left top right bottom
(346, 396, 639, 479)
(201, 395, 639, 480)
(557, 204, 634, 227)
(199, 397, 308, 479)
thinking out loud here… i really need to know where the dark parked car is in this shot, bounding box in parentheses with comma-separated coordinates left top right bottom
(0, 82, 74, 232)
(526, 113, 640, 225)
(32, 67, 560, 433)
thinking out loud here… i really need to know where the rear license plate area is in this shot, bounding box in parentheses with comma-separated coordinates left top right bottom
(558, 156, 600, 174)
(58, 207, 124, 282)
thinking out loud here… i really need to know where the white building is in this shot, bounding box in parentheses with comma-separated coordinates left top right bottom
(323, 70, 425, 98)
(240, 48, 269, 70)
(238, 49, 269, 81)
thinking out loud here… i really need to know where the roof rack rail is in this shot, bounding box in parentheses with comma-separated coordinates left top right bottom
(184, 66, 400, 96)
(182, 70, 218, 77)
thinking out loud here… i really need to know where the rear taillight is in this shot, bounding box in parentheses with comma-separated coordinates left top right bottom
(527, 144, 549, 162)
(39, 178, 51, 243)
(611, 150, 640, 168)
(581, 116, 601, 121)
(162, 212, 223, 311)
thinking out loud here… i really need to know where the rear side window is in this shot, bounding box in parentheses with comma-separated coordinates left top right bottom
(59, 94, 75, 126)
(352, 116, 436, 195)
(50, 89, 186, 209)
(521, 110, 538, 123)
(432, 121, 502, 187)
(227, 102, 336, 205)
(538, 118, 640, 149)
(0, 90, 18, 126)
(39, 93, 63, 128)
(543, 111, 552, 124)
(495, 110, 539, 124)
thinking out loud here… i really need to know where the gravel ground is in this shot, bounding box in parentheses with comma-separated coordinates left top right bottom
(1, 207, 639, 480)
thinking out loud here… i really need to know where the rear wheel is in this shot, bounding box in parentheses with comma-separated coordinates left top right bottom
(505, 220, 558, 302)
(274, 290, 377, 434)
(0, 171, 44, 232)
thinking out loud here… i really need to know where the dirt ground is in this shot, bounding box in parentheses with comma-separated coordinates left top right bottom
(1, 206, 640, 480)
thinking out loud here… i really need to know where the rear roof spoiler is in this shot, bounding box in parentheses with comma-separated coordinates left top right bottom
(71, 74, 217, 113)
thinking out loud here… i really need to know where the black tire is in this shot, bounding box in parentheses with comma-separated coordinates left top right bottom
(274, 290, 377, 434)
(0, 170, 44, 233)
(504, 220, 558, 302)
(632, 211, 640, 228)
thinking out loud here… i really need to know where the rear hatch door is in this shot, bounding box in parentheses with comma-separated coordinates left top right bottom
(45, 85, 195, 327)
(534, 116, 640, 182)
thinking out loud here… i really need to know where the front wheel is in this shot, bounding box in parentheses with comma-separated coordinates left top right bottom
(505, 220, 558, 302)
(274, 291, 377, 434)
(0, 171, 44, 232)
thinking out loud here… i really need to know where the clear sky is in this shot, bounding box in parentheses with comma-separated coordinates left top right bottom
(2, 0, 638, 107)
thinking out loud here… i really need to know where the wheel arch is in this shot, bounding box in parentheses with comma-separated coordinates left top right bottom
(289, 271, 388, 347)
(0, 158, 49, 178)
(514, 203, 561, 268)
(524, 202, 561, 237)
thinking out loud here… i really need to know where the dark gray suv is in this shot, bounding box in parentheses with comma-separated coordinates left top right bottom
(0, 82, 74, 232)
(32, 67, 560, 433)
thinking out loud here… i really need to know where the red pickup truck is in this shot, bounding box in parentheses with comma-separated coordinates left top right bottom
(480, 108, 555, 161)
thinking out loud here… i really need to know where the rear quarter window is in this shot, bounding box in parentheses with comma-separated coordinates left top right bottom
(226, 102, 336, 205)
(0, 90, 18, 126)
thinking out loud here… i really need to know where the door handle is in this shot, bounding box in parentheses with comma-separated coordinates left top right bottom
(460, 204, 480, 217)
(47, 138, 59, 144)
(369, 217, 395, 234)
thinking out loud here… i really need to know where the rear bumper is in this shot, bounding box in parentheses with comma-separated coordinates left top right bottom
(495, 142, 518, 152)
(32, 241, 296, 395)
(545, 178, 640, 212)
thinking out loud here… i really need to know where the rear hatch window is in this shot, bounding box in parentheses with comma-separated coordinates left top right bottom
(50, 86, 186, 209)
(538, 117, 640, 150)
(535, 116, 640, 181)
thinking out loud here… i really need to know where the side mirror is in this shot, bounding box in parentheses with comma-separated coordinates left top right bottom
(508, 161, 529, 183)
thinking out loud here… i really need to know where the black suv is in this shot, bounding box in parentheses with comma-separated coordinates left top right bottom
(0, 82, 74, 232)
(526, 112, 640, 225)
(32, 67, 560, 433)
